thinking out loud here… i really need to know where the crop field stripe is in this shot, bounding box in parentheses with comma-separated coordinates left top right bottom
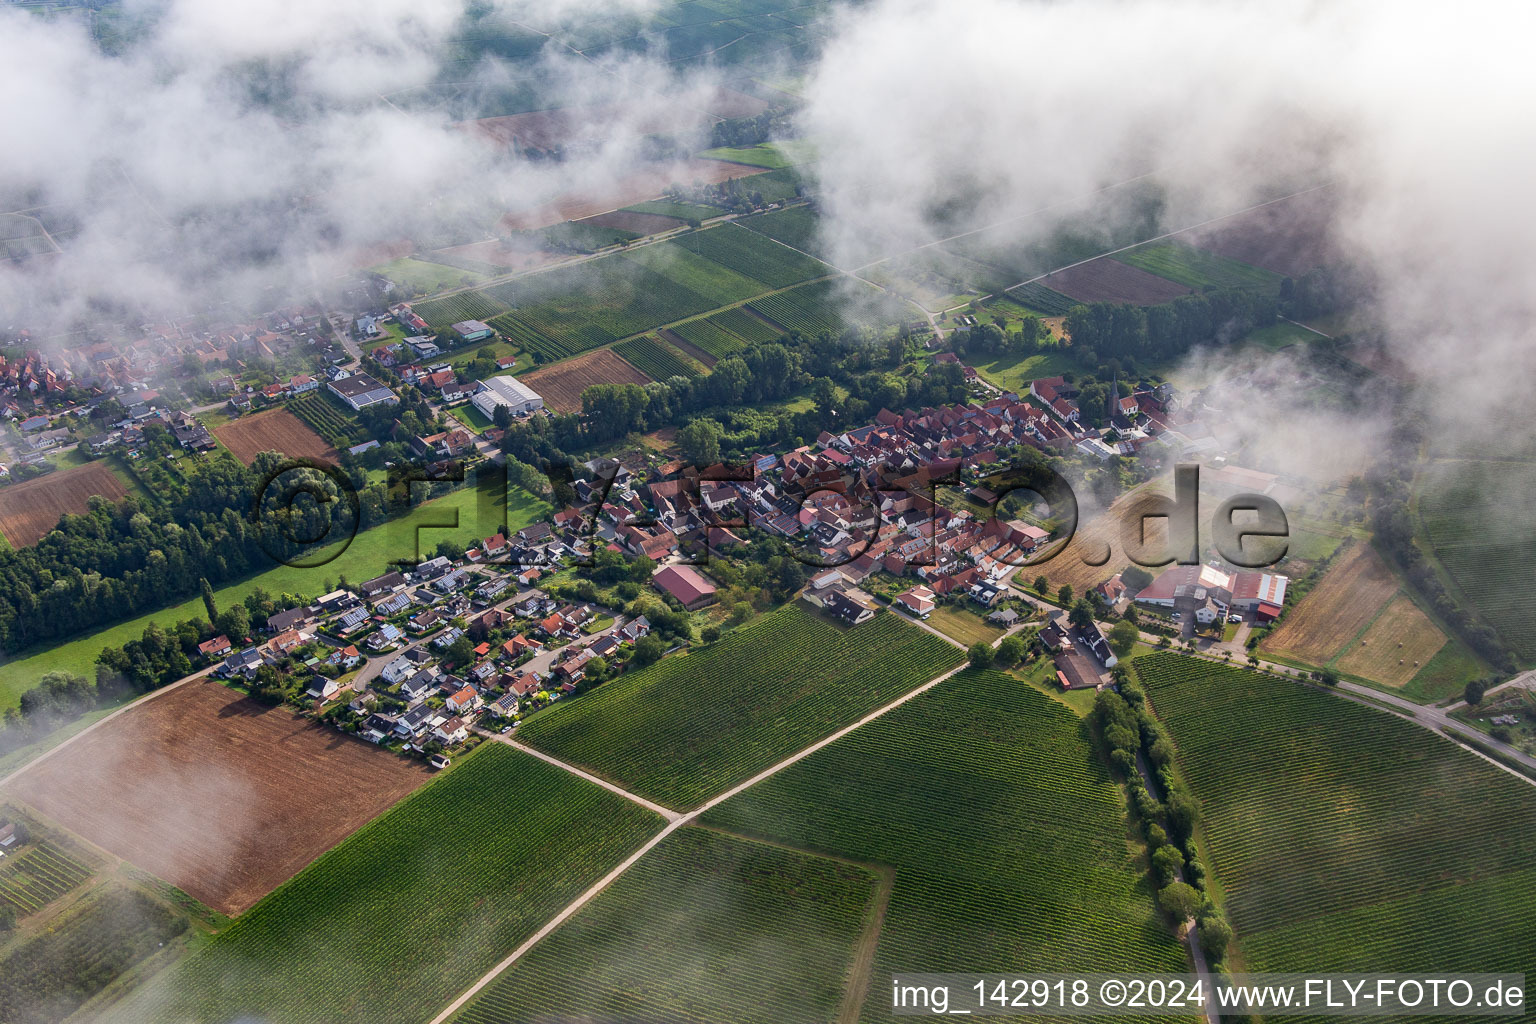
(411, 289, 510, 330)
(672, 222, 830, 289)
(517, 605, 963, 810)
(1137, 653, 1536, 977)
(1003, 280, 1079, 316)
(707, 305, 784, 345)
(613, 335, 701, 379)
(1114, 241, 1282, 291)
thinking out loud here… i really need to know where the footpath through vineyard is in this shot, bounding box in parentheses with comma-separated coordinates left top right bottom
(428, 657, 973, 1024)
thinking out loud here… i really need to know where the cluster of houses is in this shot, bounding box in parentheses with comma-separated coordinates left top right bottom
(203, 519, 670, 757)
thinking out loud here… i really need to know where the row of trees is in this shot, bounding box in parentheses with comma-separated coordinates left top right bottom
(1093, 684, 1232, 963)
(1064, 287, 1278, 367)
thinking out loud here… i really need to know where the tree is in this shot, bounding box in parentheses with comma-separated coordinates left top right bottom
(1464, 679, 1487, 706)
(0, 901, 15, 932)
(1057, 584, 1073, 605)
(1033, 575, 1049, 595)
(200, 577, 218, 624)
(1158, 881, 1202, 921)
(1198, 916, 1232, 961)
(216, 605, 251, 642)
(1151, 844, 1186, 885)
(1319, 667, 1339, 687)
(632, 634, 665, 667)
(446, 635, 475, 667)
(1120, 565, 1153, 593)
(1068, 598, 1096, 631)
(702, 624, 722, 644)
(968, 642, 995, 669)
(1108, 620, 1139, 658)
(996, 635, 1026, 666)
(676, 418, 723, 466)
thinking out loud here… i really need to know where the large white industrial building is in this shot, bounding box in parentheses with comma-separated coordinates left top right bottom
(471, 375, 544, 419)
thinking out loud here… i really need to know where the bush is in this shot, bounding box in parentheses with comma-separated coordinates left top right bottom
(967, 642, 995, 669)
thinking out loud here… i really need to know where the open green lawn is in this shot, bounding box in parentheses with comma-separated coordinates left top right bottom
(699, 143, 795, 169)
(1238, 321, 1320, 351)
(703, 669, 1187, 1021)
(448, 402, 494, 432)
(519, 604, 962, 810)
(0, 482, 548, 710)
(925, 604, 1003, 647)
(453, 827, 880, 1024)
(1135, 654, 1536, 975)
(969, 346, 1080, 395)
(368, 256, 486, 295)
(107, 744, 664, 1024)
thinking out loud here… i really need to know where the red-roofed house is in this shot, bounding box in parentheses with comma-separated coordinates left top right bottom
(652, 564, 718, 610)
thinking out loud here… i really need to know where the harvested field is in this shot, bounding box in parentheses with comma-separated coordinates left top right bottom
(1262, 541, 1399, 666)
(1180, 188, 1340, 277)
(0, 460, 128, 548)
(577, 210, 683, 236)
(214, 407, 339, 466)
(522, 347, 652, 413)
(1033, 485, 1170, 594)
(1040, 256, 1192, 305)
(4, 678, 432, 916)
(1335, 596, 1447, 688)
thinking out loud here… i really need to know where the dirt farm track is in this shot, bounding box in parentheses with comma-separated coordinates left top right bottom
(0, 459, 129, 548)
(3, 679, 432, 916)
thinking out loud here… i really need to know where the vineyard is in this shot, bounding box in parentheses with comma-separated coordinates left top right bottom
(703, 670, 1187, 1021)
(1417, 458, 1536, 659)
(107, 745, 663, 1024)
(1136, 653, 1536, 976)
(0, 839, 92, 916)
(1115, 241, 1282, 292)
(0, 887, 187, 1024)
(410, 289, 509, 330)
(674, 222, 830, 289)
(519, 604, 962, 810)
(739, 204, 826, 257)
(748, 281, 850, 336)
(669, 318, 745, 359)
(453, 827, 879, 1024)
(288, 391, 368, 449)
(1005, 281, 1081, 316)
(613, 336, 701, 379)
(708, 305, 784, 345)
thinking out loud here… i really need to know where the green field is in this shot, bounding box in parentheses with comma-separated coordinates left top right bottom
(368, 257, 486, 295)
(623, 199, 722, 221)
(519, 604, 962, 809)
(707, 305, 785, 344)
(669, 317, 747, 359)
(1115, 241, 1282, 292)
(108, 745, 664, 1024)
(1005, 281, 1080, 316)
(699, 143, 796, 168)
(613, 335, 701, 379)
(673, 222, 830, 289)
(739, 204, 826, 258)
(484, 243, 773, 362)
(703, 670, 1187, 1021)
(0, 482, 548, 710)
(288, 391, 368, 448)
(1417, 458, 1536, 659)
(925, 605, 1004, 647)
(1, 886, 186, 1024)
(411, 289, 510, 331)
(453, 827, 881, 1024)
(0, 838, 92, 916)
(748, 279, 856, 336)
(1135, 653, 1536, 975)
(968, 346, 1080, 395)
